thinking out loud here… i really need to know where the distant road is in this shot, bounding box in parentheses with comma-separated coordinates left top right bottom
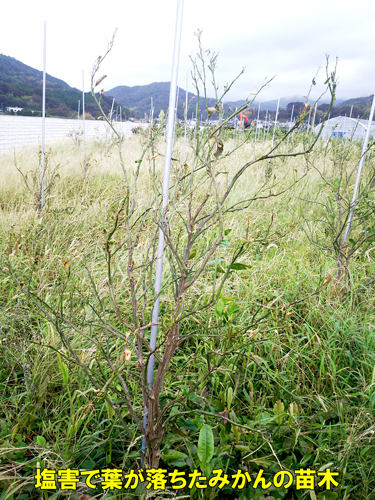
(0, 116, 147, 155)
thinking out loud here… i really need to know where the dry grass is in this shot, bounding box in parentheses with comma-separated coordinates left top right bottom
(1, 131, 375, 498)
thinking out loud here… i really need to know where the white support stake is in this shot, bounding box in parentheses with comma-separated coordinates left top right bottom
(149, 97, 154, 138)
(110, 97, 115, 120)
(312, 103, 317, 130)
(342, 93, 375, 249)
(263, 110, 268, 144)
(41, 21, 46, 210)
(174, 85, 180, 137)
(183, 73, 188, 162)
(267, 96, 280, 174)
(82, 70, 86, 180)
(142, 0, 184, 460)
(253, 102, 261, 159)
(286, 104, 294, 151)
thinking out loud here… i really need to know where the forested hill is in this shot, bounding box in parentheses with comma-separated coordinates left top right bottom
(0, 54, 132, 119)
(106, 82, 218, 120)
(106, 81, 375, 122)
(0, 54, 70, 90)
(1, 53, 373, 122)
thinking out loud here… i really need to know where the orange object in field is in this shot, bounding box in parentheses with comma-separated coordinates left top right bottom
(239, 112, 249, 127)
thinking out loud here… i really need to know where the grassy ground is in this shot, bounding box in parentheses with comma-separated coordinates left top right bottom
(0, 131, 374, 500)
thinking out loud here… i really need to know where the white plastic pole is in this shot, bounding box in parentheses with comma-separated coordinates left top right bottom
(344, 105, 353, 147)
(312, 103, 317, 130)
(149, 97, 154, 137)
(142, 0, 184, 460)
(233, 107, 238, 147)
(342, 94, 375, 248)
(267, 96, 280, 174)
(286, 104, 294, 151)
(41, 21, 46, 210)
(253, 102, 261, 159)
(149, 97, 154, 153)
(174, 85, 180, 137)
(110, 97, 115, 120)
(263, 110, 268, 144)
(183, 73, 188, 162)
(307, 106, 311, 130)
(176, 85, 180, 119)
(271, 97, 280, 146)
(82, 70, 86, 180)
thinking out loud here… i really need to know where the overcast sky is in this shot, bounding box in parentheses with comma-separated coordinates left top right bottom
(2, 0, 374, 104)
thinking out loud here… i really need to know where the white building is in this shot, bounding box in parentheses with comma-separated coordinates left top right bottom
(314, 116, 375, 141)
(6, 106, 24, 113)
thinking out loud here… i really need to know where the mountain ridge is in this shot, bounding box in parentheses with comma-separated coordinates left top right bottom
(0, 53, 132, 119)
(107, 81, 374, 121)
(1, 53, 373, 121)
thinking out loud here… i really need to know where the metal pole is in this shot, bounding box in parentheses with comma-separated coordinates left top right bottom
(110, 97, 115, 120)
(286, 104, 294, 151)
(271, 97, 280, 146)
(174, 85, 180, 137)
(342, 94, 375, 249)
(344, 105, 353, 147)
(267, 96, 280, 175)
(307, 105, 311, 143)
(263, 110, 268, 144)
(312, 103, 317, 130)
(233, 107, 238, 147)
(41, 21, 46, 211)
(183, 73, 188, 162)
(253, 102, 260, 159)
(142, 0, 184, 460)
(149, 97, 154, 137)
(82, 70, 86, 180)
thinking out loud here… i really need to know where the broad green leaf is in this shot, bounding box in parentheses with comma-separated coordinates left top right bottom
(57, 354, 69, 386)
(161, 449, 188, 466)
(273, 400, 285, 424)
(219, 239, 230, 247)
(289, 402, 298, 417)
(161, 450, 188, 461)
(35, 436, 46, 447)
(273, 400, 284, 415)
(227, 387, 233, 410)
(215, 298, 225, 319)
(105, 400, 115, 418)
(227, 301, 239, 316)
(234, 445, 251, 452)
(197, 424, 214, 465)
(229, 263, 249, 270)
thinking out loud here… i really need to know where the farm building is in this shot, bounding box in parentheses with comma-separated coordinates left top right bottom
(6, 106, 24, 113)
(314, 116, 375, 141)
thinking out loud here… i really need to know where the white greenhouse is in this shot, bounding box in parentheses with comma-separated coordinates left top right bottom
(314, 116, 375, 141)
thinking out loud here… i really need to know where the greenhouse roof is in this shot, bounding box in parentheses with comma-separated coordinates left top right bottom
(314, 116, 375, 140)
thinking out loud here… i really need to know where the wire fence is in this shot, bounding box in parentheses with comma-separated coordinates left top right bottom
(0, 115, 146, 155)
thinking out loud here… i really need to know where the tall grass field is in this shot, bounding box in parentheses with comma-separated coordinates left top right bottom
(1, 120, 375, 500)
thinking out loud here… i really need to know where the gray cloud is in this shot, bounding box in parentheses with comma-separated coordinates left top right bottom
(1, 0, 374, 106)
